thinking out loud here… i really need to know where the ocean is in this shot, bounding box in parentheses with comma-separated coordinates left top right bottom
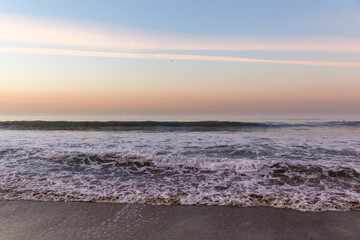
(0, 115, 359, 212)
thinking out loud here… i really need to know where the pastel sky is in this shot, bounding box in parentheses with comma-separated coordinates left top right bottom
(1, 0, 360, 115)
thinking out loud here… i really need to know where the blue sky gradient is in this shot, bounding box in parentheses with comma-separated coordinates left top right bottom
(1, 0, 359, 36)
(1, 0, 360, 115)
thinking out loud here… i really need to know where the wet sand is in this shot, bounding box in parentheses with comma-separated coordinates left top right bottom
(0, 201, 359, 240)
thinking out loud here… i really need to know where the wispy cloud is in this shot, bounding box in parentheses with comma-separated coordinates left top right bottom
(1, 47, 360, 67)
(1, 14, 360, 66)
(1, 14, 360, 52)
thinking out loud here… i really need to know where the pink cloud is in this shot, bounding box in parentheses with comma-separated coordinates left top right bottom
(1, 14, 360, 52)
(1, 47, 360, 67)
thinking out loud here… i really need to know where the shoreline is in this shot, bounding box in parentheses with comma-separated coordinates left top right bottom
(0, 200, 359, 240)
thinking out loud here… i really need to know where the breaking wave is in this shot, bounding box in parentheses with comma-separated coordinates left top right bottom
(0, 120, 359, 131)
(0, 118, 359, 212)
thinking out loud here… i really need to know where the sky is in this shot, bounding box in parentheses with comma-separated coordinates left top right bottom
(1, 0, 360, 116)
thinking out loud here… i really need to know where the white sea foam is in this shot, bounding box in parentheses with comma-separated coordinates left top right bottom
(0, 127, 359, 211)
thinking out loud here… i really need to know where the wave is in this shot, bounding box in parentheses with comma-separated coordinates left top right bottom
(18, 150, 360, 179)
(1, 150, 359, 211)
(0, 120, 359, 131)
(0, 125, 359, 211)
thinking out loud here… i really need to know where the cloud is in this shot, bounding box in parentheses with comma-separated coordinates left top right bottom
(1, 47, 360, 67)
(1, 14, 360, 66)
(1, 14, 360, 52)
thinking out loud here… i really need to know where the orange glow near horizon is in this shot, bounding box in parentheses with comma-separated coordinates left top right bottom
(1, 14, 360, 115)
(1, 83, 359, 114)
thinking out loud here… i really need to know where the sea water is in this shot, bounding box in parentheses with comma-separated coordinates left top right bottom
(0, 115, 359, 211)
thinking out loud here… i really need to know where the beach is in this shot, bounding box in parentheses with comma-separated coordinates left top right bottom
(2, 0, 360, 238)
(0, 119, 359, 239)
(0, 200, 359, 240)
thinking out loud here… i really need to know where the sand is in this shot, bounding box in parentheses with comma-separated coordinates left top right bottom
(0, 200, 359, 240)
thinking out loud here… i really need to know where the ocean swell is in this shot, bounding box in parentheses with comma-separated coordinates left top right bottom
(0, 120, 359, 131)
(0, 121, 359, 211)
